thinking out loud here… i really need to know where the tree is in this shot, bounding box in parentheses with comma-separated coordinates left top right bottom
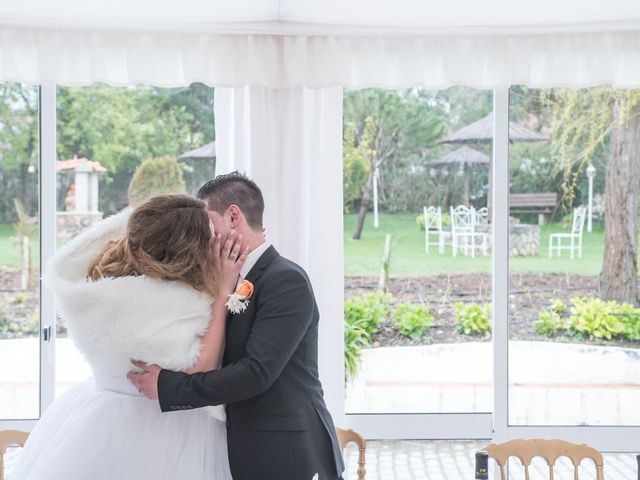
(0, 83, 39, 221)
(128, 155, 186, 207)
(55, 83, 214, 214)
(343, 118, 374, 212)
(600, 96, 639, 303)
(344, 89, 445, 239)
(546, 88, 640, 304)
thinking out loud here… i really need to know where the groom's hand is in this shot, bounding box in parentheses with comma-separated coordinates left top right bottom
(127, 359, 160, 399)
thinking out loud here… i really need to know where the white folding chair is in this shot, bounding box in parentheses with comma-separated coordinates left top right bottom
(423, 206, 445, 254)
(548, 206, 587, 259)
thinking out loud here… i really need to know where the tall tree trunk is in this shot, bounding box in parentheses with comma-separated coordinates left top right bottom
(352, 168, 376, 240)
(19, 162, 29, 216)
(599, 97, 640, 304)
(463, 163, 470, 207)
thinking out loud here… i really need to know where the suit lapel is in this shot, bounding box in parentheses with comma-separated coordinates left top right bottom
(223, 246, 279, 364)
(225, 245, 279, 324)
(244, 245, 279, 285)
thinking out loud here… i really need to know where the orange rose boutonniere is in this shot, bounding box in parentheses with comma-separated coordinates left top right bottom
(225, 279, 254, 314)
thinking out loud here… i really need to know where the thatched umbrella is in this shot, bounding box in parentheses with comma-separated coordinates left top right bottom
(178, 141, 216, 192)
(178, 141, 216, 161)
(438, 113, 548, 209)
(438, 112, 548, 145)
(431, 146, 489, 206)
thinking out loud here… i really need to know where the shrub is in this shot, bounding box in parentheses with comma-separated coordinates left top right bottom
(343, 290, 392, 380)
(392, 302, 433, 341)
(344, 316, 370, 380)
(344, 290, 392, 337)
(127, 155, 186, 207)
(454, 302, 491, 336)
(568, 297, 626, 340)
(620, 309, 640, 341)
(416, 212, 451, 231)
(534, 299, 567, 336)
(12, 293, 27, 304)
(534, 311, 564, 336)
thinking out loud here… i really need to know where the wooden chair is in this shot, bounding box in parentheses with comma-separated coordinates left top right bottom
(0, 430, 29, 480)
(482, 438, 604, 480)
(335, 427, 366, 480)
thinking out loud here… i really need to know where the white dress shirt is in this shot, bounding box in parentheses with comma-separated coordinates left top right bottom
(240, 241, 272, 280)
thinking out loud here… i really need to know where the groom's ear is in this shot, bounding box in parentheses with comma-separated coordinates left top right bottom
(227, 204, 242, 224)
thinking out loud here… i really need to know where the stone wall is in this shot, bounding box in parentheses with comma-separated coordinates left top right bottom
(509, 223, 540, 257)
(57, 212, 103, 240)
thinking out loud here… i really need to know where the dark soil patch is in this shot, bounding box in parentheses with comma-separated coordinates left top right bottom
(346, 274, 640, 349)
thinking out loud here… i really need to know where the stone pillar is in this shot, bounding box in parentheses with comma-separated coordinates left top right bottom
(89, 172, 99, 212)
(73, 162, 92, 212)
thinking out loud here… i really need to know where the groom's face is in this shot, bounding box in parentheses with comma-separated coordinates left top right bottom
(205, 206, 232, 238)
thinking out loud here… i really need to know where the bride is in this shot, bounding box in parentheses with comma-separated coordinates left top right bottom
(12, 194, 247, 480)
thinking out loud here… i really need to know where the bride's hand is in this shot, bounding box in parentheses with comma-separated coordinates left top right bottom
(215, 231, 249, 295)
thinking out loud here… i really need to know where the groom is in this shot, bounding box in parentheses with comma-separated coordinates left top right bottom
(129, 172, 345, 480)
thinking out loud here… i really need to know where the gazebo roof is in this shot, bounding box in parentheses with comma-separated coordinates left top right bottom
(179, 141, 216, 160)
(431, 146, 489, 166)
(438, 112, 549, 144)
(56, 155, 107, 173)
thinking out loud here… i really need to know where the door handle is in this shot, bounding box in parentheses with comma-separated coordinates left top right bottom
(42, 325, 52, 342)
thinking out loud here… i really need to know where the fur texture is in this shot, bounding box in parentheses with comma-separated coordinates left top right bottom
(44, 209, 225, 420)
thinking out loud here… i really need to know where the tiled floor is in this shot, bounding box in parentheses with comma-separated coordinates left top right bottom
(5, 440, 638, 479)
(342, 440, 639, 479)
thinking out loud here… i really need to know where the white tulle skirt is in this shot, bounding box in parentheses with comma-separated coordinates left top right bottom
(11, 379, 233, 480)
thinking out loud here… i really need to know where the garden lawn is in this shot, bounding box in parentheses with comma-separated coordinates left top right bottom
(0, 224, 39, 270)
(344, 213, 605, 277)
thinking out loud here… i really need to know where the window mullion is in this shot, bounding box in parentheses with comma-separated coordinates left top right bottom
(39, 84, 57, 414)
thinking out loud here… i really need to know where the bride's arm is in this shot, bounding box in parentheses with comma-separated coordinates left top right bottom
(186, 300, 228, 373)
(187, 233, 248, 374)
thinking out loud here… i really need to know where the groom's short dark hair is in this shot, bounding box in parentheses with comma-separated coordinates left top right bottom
(198, 172, 264, 230)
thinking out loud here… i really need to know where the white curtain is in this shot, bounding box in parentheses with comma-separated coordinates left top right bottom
(214, 86, 345, 420)
(3, 26, 640, 88)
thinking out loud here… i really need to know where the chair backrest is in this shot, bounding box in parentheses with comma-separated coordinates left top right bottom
(572, 206, 587, 235)
(335, 427, 366, 480)
(483, 438, 604, 480)
(423, 206, 442, 231)
(0, 430, 29, 480)
(450, 205, 474, 233)
(475, 207, 489, 225)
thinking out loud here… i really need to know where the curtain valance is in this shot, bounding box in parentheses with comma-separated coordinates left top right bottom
(2, 26, 640, 88)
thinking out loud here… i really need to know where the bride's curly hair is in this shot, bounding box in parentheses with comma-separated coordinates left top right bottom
(88, 195, 219, 297)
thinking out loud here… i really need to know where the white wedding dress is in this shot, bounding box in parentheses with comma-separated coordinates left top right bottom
(11, 210, 232, 480)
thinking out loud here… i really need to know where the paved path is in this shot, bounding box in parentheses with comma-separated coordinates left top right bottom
(346, 341, 640, 425)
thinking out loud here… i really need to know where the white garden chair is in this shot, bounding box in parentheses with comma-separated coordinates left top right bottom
(450, 205, 488, 257)
(423, 206, 445, 254)
(548, 205, 587, 259)
(475, 207, 489, 226)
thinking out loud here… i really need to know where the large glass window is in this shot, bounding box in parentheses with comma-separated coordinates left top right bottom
(0, 83, 40, 419)
(54, 83, 215, 396)
(344, 88, 493, 414)
(508, 86, 640, 426)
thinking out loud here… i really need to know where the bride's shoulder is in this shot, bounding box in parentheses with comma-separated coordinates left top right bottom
(97, 275, 212, 311)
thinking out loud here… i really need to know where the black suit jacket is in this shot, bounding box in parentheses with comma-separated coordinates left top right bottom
(157, 246, 345, 480)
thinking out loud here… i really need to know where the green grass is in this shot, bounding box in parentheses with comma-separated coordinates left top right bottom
(344, 213, 605, 277)
(0, 216, 609, 277)
(0, 224, 39, 269)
